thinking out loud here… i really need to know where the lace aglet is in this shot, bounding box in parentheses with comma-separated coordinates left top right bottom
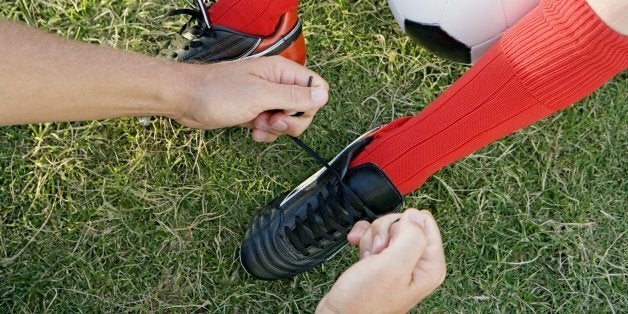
(290, 76, 312, 117)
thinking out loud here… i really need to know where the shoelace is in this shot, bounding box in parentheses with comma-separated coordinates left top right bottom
(278, 77, 370, 255)
(168, 0, 215, 59)
(284, 135, 370, 256)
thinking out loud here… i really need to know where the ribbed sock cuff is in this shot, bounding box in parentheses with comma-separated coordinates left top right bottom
(501, 0, 628, 109)
(352, 46, 553, 195)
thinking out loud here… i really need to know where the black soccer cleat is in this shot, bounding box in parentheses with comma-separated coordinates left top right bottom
(239, 129, 404, 280)
(166, 0, 306, 65)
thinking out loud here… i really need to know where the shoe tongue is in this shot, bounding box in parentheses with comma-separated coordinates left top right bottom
(344, 163, 403, 215)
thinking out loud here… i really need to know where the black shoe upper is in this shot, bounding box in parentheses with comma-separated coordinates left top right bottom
(240, 129, 404, 280)
(171, 26, 262, 62)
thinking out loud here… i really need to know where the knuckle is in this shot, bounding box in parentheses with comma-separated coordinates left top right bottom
(431, 265, 447, 287)
(418, 209, 434, 218)
(371, 219, 385, 231)
(289, 85, 309, 104)
(359, 234, 370, 248)
(374, 213, 399, 229)
(354, 220, 370, 228)
(253, 120, 265, 130)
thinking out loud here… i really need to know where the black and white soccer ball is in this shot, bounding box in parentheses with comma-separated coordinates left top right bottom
(388, 0, 539, 64)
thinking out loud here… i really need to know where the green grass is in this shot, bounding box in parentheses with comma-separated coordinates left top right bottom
(1, 0, 626, 312)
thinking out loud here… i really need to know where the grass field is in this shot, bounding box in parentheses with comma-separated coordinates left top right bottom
(1, 0, 626, 312)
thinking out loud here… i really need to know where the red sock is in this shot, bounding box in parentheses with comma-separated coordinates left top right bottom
(208, 0, 299, 36)
(350, 0, 628, 195)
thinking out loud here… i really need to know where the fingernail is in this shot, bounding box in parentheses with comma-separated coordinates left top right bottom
(271, 120, 288, 131)
(362, 251, 371, 259)
(311, 89, 327, 106)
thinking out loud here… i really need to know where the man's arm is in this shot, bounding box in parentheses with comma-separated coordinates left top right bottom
(0, 19, 183, 124)
(0, 20, 329, 142)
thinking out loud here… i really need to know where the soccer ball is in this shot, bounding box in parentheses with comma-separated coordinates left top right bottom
(388, 0, 539, 64)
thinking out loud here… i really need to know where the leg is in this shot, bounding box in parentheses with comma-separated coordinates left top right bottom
(351, 0, 628, 195)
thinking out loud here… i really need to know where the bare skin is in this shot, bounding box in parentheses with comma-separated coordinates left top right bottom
(0, 0, 624, 312)
(0, 20, 329, 142)
(317, 209, 446, 314)
(316, 0, 626, 313)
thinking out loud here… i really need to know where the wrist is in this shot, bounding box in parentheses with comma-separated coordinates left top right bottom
(160, 61, 225, 128)
(155, 61, 195, 120)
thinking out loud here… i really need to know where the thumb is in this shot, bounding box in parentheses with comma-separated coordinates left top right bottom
(259, 82, 328, 112)
(377, 212, 428, 273)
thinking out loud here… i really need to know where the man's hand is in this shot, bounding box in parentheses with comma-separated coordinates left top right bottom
(316, 209, 446, 314)
(173, 56, 329, 142)
(0, 20, 328, 142)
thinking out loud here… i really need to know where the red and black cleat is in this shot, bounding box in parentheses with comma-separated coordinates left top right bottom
(167, 0, 306, 65)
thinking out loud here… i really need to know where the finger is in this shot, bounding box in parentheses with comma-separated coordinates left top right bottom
(261, 56, 329, 90)
(267, 111, 319, 137)
(252, 111, 296, 136)
(408, 209, 444, 260)
(251, 112, 287, 136)
(348, 220, 371, 246)
(378, 210, 429, 274)
(406, 209, 447, 286)
(251, 109, 319, 138)
(368, 213, 403, 255)
(257, 82, 328, 113)
(358, 228, 375, 259)
(251, 129, 279, 143)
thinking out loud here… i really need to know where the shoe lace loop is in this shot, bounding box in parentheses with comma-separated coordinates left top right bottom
(168, 0, 215, 56)
(284, 136, 377, 256)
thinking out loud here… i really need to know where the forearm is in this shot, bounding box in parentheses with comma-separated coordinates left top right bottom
(0, 19, 187, 126)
